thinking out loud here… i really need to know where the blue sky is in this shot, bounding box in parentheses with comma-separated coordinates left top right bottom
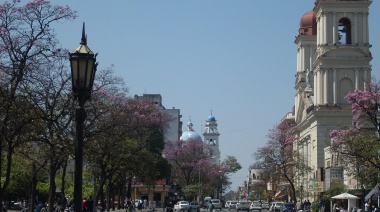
(52, 0, 380, 193)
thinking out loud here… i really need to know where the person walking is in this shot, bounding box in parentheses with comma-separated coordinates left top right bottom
(82, 199, 87, 212)
(100, 200, 106, 212)
(208, 202, 214, 212)
(365, 201, 370, 212)
(296, 200, 302, 212)
(86, 196, 94, 212)
(143, 199, 148, 209)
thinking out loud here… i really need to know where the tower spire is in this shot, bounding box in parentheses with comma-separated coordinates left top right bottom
(80, 22, 87, 45)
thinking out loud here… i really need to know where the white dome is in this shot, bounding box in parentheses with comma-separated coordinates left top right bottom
(180, 131, 202, 141)
(180, 120, 202, 141)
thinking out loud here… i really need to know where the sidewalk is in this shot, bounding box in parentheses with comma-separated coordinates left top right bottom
(8, 208, 165, 212)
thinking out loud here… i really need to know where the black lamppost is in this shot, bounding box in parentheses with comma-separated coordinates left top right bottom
(69, 23, 98, 212)
(300, 184, 303, 202)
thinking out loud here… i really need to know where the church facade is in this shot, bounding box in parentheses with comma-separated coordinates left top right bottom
(282, 0, 373, 200)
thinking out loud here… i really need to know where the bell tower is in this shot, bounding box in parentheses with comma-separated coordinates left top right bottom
(203, 113, 220, 163)
(313, 0, 372, 107)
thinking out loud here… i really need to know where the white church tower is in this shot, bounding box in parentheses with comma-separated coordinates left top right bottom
(203, 113, 220, 163)
(290, 0, 373, 197)
(313, 0, 372, 107)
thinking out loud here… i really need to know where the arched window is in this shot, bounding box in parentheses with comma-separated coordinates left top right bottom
(338, 18, 351, 45)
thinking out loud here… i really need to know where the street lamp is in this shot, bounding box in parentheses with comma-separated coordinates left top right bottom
(198, 163, 201, 202)
(69, 22, 98, 212)
(92, 163, 100, 212)
(300, 184, 303, 202)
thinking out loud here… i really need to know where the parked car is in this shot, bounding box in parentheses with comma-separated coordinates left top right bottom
(280, 203, 296, 212)
(227, 201, 238, 210)
(269, 202, 283, 212)
(211, 199, 222, 210)
(225, 201, 232, 208)
(236, 201, 250, 212)
(260, 202, 270, 210)
(189, 202, 200, 212)
(174, 201, 190, 211)
(250, 201, 262, 211)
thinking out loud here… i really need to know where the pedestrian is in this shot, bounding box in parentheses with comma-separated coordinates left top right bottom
(101, 200, 106, 212)
(365, 201, 370, 212)
(125, 198, 132, 212)
(296, 200, 302, 212)
(86, 196, 94, 212)
(333, 203, 338, 212)
(303, 200, 307, 211)
(144, 199, 148, 209)
(82, 198, 87, 212)
(208, 202, 214, 212)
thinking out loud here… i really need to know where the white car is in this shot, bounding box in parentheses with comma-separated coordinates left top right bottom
(250, 201, 262, 211)
(236, 201, 250, 212)
(225, 201, 232, 208)
(227, 201, 238, 210)
(260, 202, 270, 210)
(174, 201, 190, 211)
(269, 202, 283, 212)
(211, 199, 222, 210)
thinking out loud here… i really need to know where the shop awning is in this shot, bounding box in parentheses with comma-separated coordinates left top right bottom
(274, 190, 286, 199)
(365, 184, 380, 201)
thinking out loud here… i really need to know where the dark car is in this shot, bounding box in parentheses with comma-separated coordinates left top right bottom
(280, 203, 296, 212)
(190, 202, 200, 212)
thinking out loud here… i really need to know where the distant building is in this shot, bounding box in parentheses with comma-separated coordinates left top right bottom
(203, 114, 221, 163)
(179, 114, 221, 164)
(133, 94, 182, 204)
(134, 94, 182, 142)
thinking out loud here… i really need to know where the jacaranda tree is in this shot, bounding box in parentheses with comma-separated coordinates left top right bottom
(329, 82, 380, 188)
(254, 122, 311, 203)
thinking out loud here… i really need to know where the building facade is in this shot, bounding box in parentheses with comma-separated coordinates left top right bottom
(133, 94, 182, 205)
(134, 94, 182, 142)
(285, 0, 373, 201)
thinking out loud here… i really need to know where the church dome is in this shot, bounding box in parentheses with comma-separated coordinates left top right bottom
(207, 115, 216, 121)
(180, 120, 202, 141)
(180, 131, 202, 141)
(299, 10, 317, 36)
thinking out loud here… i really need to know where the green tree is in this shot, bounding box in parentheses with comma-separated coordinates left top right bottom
(220, 156, 241, 195)
(0, 0, 76, 207)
